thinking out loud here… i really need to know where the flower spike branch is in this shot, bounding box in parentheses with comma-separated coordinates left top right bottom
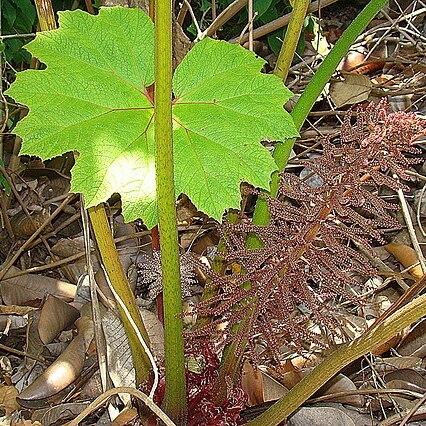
(190, 101, 425, 385)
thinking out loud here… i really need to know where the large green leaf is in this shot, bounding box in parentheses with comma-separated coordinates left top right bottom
(7, 6, 298, 228)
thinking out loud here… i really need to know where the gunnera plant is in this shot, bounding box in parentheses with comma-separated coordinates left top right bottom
(188, 100, 425, 363)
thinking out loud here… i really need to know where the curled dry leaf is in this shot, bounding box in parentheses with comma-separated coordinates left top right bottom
(241, 361, 264, 406)
(102, 307, 164, 403)
(50, 237, 99, 283)
(0, 305, 36, 315)
(0, 384, 20, 415)
(385, 369, 426, 392)
(371, 333, 402, 356)
(384, 370, 426, 411)
(384, 242, 424, 279)
(288, 405, 359, 426)
(318, 374, 364, 407)
(114, 215, 140, 272)
(290, 354, 319, 370)
(140, 308, 164, 360)
(31, 402, 89, 426)
(10, 209, 51, 239)
(0, 266, 76, 305)
(261, 371, 288, 402)
(397, 318, 426, 358)
(17, 316, 94, 407)
(111, 407, 138, 426)
(330, 73, 372, 107)
(38, 294, 80, 345)
(12, 420, 43, 426)
(384, 381, 423, 410)
(102, 310, 136, 395)
(275, 360, 307, 390)
(374, 356, 423, 372)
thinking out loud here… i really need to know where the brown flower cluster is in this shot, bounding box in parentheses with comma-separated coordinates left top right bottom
(189, 100, 425, 361)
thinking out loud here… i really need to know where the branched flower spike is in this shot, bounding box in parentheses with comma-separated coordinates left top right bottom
(189, 100, 425, 362)
(135, 251, 196, 300)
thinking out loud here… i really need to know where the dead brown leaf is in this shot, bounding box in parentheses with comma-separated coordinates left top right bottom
(384, 243, 424, 279)
(318, 374, 364, 407)
(0, 384, 20, 415)
(38, 295, 80, 345)
(241, 361, 264, 406)
(397, 318, 426, 358)
(330, 74, 372, 107)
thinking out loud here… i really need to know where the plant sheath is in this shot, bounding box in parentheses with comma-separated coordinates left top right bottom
(154, 0, 187, 423)
(34, 0, 56, 31)
(89, 205, 151, 384)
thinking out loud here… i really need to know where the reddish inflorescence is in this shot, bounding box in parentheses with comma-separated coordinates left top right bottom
(144, 340, 247, 425)
(188, 100, 425, 362)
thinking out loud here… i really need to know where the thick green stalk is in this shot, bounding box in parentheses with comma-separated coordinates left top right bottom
(154, 0, 186, 423)
(248, 285, 426, 425)
(249, 0, 310, 243)
(89, 205, 151, 384)
(274, 0, 310, 81)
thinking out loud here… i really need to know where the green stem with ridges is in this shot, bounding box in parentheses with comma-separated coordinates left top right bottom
(154, 0, 186, 423)
(274, 0, 310, 81)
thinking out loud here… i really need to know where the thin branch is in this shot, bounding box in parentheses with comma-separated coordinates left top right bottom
(229, 0, 339, 44)
(0, 193, 75, 281)
(199, 0, 248, 40)
(65, 387, 176, 426)
(177, 0, 190, 26)
(0, 33, 36, 39)
(183, 0, 202, 39)
(248, 0, 253, 51)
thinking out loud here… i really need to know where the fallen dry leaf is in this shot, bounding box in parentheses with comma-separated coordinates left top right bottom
(111, 407, 138, 425)
(12, 420, 43, 426)
(241, 361, 264, 406)
(330, 73, 372, 107)
(17, 316, 94, 407)
(0, 384, 20, 415)
(0, 266, 76, 305)
(374, 356, 423, 372)
(318, 374, 364, 407)
(397, 318, 426, 358)
(38, 295, 80, 345)
(288, 404, 359, 426)
(31, 402, 89, 425)
(261, 371, 288, 402)
(384, 242, 424, 279)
